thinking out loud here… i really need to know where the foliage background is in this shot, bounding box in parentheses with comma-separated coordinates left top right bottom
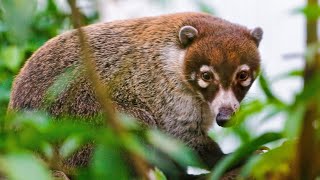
(0, 0, 319, 179)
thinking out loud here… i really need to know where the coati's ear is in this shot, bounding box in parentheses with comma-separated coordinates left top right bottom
(250, 27, 263, 46)
(179, 26, 198, 47)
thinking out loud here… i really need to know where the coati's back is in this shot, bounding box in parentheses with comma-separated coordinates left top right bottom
(9, 13, 195, 117)
(9, 12, 263, 171)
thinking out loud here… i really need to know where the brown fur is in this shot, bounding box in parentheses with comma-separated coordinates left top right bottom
(9, 12, 262, 173)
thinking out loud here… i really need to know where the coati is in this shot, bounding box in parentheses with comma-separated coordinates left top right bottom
(9, 12, 262, 174)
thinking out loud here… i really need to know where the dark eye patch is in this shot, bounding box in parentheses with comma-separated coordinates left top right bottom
(237, 70, 249, 81)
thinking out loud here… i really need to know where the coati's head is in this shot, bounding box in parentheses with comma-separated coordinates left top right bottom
(179, 22, 263, 127)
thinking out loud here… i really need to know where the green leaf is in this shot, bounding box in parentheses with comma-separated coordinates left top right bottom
(197, 1, 215, 14)
(259, 74, 280, 102)
(0, 22, 8, 32)
(0, 85, 11, 101)
(284, 104, 305, 139)
(240, 141, 294, 179)
(1, 0, 37, 44)
(151, 167, 167, 180)
(0, 46, 25, 72)
(11, 111, 50, 131)
(0, 153, 51, 180)
(209, 132, 282, 180)
(231, 123, 252, 143)
(117, 113, 140, 129)
(147, 130, 202, 168)
(90, 145, 129, 180)
(59, 136, 82, 158)
(239, 155, 260, 178)
(2, 0, 37, 44)
(294, 5, 320, 20)
(233, 99, 265, 126)
(296, 72, 320, 103)
(44, 66, 79, 105)
(41, 143, 54, 160)
(272, 69, 303, 82)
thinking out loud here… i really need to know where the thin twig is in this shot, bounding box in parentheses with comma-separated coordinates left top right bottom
(67, 0, 149, 178)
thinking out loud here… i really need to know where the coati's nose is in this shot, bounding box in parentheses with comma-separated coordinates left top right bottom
(216, 107, 235, 127)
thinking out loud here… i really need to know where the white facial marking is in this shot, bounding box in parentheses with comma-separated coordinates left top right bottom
(209, 88, 240, 117)
(200, 65, 211, 72)
(198, 79, 209, 88)
(241, 78, 252, 87)
(238, 64, 250, 72)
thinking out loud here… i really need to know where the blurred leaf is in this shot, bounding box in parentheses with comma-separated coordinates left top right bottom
(196, 0, 215, 14)
(210, 132, 282, 180)
(239, 155, 260, 179)
(240, 141, 295, 179)
(90, 144, 129, 180)
(0, 22, 8, 32)
(147, 130, 202, 168)
(121, 134, 147, 158)
(294, 5, 320, 20)
(0, 85, 10, 101)
(231, 123, 252, 143)
(284, 103, 305, 139)
(151, 167, 167, 180)
(41, 143, 54, 160)
(10, 111, 50, 131)
(295, 72, 320, 104)
(44, 66, 78, 105)
(117, 113, 140, 130)
(59, 136, 81, 158)
(232, 99, 265, 126)
(0, 153, 51, 180)
(43, 120, 99, 143)
(272, 69, 303, 82)
(1, 0, 37, 44)
(259, 74, 280, 102)
(0, 46, 25, 72)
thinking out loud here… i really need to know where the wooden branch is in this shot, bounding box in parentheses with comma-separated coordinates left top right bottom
(295, 0, 320, 179)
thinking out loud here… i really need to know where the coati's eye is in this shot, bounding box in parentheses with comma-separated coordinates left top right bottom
(238, 71, 249, 81)
(201, 71, 213, 82)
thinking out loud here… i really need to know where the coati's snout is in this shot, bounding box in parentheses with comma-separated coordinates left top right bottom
(209, 88, 240, 127)
(216, 107, 235, 127)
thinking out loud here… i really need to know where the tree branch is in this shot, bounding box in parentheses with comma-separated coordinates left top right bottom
(67, 0, 149, 178)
